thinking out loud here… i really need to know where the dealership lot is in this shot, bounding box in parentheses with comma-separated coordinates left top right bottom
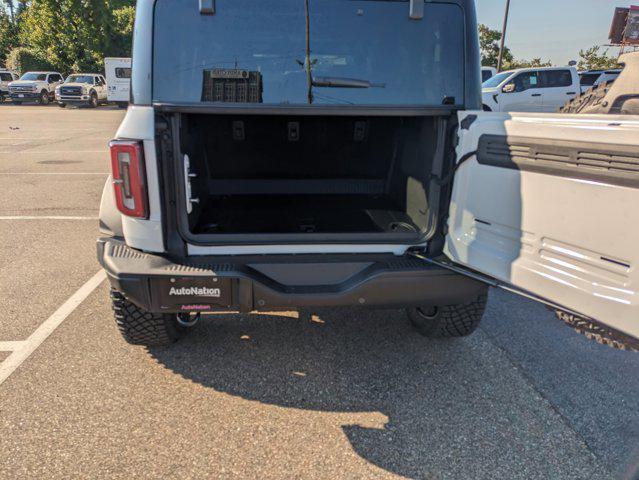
(0, 105, 638, 479)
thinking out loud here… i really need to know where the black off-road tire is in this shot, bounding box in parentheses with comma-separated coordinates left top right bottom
(58, 102, 66, 108)
(110, 289, 184, 346)
(38, 90, 50, 105)
(407, 294, 488, 338)
(559, 82, 610, 114)
(88, 92, 98, 108)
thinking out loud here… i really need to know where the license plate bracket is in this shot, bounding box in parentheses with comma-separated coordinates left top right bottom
(152, 276, 234, 311)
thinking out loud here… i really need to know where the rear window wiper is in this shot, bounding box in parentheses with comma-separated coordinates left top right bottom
(312, 76, 386, 89)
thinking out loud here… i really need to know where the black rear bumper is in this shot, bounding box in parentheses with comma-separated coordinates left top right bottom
(97, 238, 487, 313)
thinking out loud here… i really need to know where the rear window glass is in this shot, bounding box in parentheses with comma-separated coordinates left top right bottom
(153, 0, 465, 106)
(540, 70, 572, 88)
(481, 70, 494, 82)
(580, 73, 601, 86)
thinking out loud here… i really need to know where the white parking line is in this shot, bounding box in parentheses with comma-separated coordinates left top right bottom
(0, 216, 98, 220)
(0, 341, 26, 352)
(0, 270, 106, 386)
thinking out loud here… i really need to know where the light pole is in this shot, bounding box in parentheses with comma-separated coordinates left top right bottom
(497, 0, 511, 72)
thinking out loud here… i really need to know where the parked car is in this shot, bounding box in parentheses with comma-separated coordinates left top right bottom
(55, 73, 108, 108)
(482, 66, 579, 112)
(578, 69, 622, 93)
(481, 66, 497, 82)
(8, 71, 64, 105)
(104, 57, 131, 108)
(98, 0, 639, 349)
(0, 69, 19, 102)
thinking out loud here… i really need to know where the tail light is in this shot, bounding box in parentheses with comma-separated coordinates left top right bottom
(109, 140, 148, 219)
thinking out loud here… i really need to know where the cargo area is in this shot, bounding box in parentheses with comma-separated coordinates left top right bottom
(175, 114, 448, 243)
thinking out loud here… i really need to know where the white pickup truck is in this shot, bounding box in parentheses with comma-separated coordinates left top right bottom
(55, 73, 108, 108)
(482, 66, 579, 112)
(8, 71, 64, 105)
(0, 69, 19, 102)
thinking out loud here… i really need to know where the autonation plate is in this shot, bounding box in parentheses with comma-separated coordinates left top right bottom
(152, 277, 233, 311)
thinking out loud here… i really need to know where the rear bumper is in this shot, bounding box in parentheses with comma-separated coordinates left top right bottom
(97, 238, 488, 313)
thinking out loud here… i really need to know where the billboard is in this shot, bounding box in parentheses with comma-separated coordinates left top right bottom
(610, 5, 639, 45)
(609, 7, 629, 44)
(625, 5, 639, 44)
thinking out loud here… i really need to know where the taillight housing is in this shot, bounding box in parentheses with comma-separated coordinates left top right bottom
(109, 140, 149, 219)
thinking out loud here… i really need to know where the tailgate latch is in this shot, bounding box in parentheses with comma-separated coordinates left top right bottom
(183, 154, 199, 214)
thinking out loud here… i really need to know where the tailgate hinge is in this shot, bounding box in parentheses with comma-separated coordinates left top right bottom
(199, 0, 215, 14)
(407, 250, 603, 324)
(409, 0, 424, 19)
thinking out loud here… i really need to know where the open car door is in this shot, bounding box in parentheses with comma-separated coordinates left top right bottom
(445, 111, 639, 341)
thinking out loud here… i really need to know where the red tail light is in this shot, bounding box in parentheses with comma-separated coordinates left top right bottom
(109, 140, 149, 219)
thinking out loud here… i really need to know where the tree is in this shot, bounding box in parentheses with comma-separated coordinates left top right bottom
(110, 5, 136, 58)
(5, 46, 53, 72)
(577, 46, 620, 71)
(17, 0, 136, 74)
(0, 8, 19, 65)
(479, 24, 513, 68)
(506, 57, 552, 70)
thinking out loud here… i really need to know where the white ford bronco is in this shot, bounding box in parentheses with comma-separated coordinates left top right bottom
(55, 73, 108, 108)
(8, 71, 64, 105)
(98, 0, 639, 348)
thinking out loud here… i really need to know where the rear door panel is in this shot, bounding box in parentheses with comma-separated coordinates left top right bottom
(446, 112, 639, 339)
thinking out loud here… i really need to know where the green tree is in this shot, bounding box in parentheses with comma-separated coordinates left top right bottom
(17, 0, 135, 74)
(577, 46, 620, 71)
(110, 4, 136, 58)
(5, 46, 53, 72)
(506, 57, 553, 70)
(0, 8, 19, 65)
(479, 24, 513, 68)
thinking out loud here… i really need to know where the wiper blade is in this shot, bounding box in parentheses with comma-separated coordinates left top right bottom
(312, 76, 386, 89)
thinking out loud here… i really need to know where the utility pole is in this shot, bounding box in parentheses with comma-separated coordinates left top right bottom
(497, 0, 511, 72)
(304, 0, 313, 104)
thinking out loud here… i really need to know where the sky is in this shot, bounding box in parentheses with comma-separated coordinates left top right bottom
(475, 0, 632, 65)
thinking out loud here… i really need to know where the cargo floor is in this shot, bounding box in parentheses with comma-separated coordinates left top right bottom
(192, 195, 419, 235)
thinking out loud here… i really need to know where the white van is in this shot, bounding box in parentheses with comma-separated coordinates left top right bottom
(482, 66, 579, 112)
(104, 57, 132, 108)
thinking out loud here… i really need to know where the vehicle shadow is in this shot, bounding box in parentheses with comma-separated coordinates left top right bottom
(147, 304, 601, 479)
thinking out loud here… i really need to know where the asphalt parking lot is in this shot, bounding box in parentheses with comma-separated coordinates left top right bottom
(0, 104, 638, 479)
